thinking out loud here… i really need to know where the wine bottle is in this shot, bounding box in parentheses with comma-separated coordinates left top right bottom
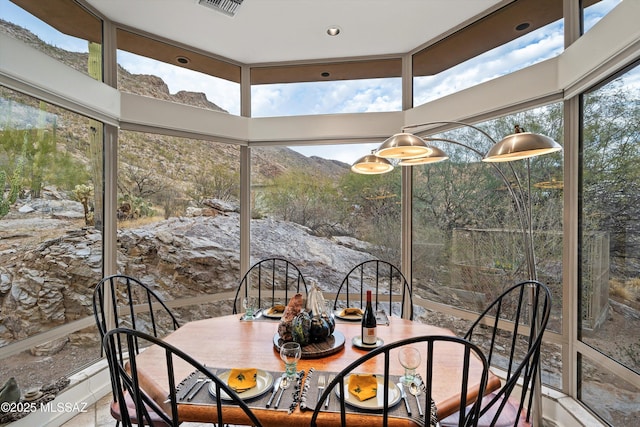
(361, 290, 377, 345)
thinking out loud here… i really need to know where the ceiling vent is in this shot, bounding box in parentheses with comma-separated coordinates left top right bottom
(198, 0, 244, 17)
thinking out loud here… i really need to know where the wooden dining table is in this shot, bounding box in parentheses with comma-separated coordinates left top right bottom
(134, 313, 500, 427)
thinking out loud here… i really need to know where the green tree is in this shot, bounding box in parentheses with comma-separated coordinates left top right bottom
(339, 169, 402, 261)
(409, 106, 565, 288)
(29, 101, 55, 197)
(0, 160, 22, 218)
(188, 164, 239, 206)
(582, 81, 640, 278)
(2, 85, 98, 184)
(261, 169, 345, 235)
(119, 163, 165, 199)
(49, 151, 91, 190)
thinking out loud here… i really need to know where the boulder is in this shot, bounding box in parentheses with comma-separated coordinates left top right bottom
(30, 337, 69, 356)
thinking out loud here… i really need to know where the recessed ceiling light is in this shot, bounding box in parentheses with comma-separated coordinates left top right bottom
(327, 26, 341, 36)
(515, 22, 530, 31)
(176, 56, 190, 64)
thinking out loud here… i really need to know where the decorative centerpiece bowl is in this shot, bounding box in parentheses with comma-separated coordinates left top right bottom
(275, 285, 343, 358)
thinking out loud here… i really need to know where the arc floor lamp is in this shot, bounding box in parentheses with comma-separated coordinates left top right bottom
(353, 120, 562, 425)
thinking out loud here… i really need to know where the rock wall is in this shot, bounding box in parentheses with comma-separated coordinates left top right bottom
(0, 208, 373, 347)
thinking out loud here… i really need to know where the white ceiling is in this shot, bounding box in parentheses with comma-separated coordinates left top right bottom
(84, 0, 504, 65)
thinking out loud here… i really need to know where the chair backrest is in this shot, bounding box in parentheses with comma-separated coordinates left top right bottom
(93, 274, 180, 340)
(310, 335, 489, 427)
(93, 274, 181, 413)
(103, 327, 264, 427)
(232, 257, 308, 314)
(463, 280, 551, 426)
(332, 260, 413, 319)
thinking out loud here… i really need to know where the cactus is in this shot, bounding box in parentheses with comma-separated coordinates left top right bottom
(73, 184, 94, 226)
(0, 160, 23, 218)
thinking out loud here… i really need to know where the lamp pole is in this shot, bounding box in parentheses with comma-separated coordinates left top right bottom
(399, 121, 547, 426)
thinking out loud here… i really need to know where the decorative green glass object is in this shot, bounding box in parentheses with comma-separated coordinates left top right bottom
(0, 377, 20, 404)
(291, 311, 311, 345)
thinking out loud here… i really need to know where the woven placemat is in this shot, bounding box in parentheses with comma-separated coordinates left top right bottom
(177, 368, 304, 414)
(300, 369, 438, 427)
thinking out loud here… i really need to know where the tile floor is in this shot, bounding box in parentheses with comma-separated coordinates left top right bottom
(59, 394, 212, 427)
(59, 394, 114, 427)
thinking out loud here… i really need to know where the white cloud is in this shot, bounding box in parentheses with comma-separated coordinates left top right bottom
(251, 78, 402, 117)
(414, 21, 564, 106)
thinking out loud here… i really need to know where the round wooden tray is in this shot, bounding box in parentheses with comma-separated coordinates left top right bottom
(273, 330, 345, 359)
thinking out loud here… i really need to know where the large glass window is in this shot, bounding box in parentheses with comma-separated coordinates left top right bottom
(251, 77, 401, 167)
(412, 0, 623, 107)
(116, 130, 241, 320)
(116, 32, 240, 115)
(580, 63, 640, 377)
(414, 15, 563, 106)
(250, 144, 401, 294)
(0, 0, 102, 81)
(579, 355, 640, 425)
(0, 86, 103, 399)
(251, 78, 402, 118)
(410, 105, 564, 388)
(583, 0, 622, 34)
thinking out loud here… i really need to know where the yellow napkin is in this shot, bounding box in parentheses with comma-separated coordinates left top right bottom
(227, 368, 258, 392)
(348, 374, 378, 401)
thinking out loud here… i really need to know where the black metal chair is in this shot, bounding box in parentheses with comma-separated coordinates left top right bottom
(440, 280, 551, 427)
(103, 327, 264, 427)
(332, 259, 413, 319)
(93, 274, 180, 339)
(310, 335, 489, 427)
(93, 274, 181, 427)
(232, 257, 308, 314)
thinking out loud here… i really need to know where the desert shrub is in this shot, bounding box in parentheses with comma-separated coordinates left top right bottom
(610, 278, 632, 300)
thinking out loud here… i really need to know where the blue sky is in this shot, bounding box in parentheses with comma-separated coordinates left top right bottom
(1, 0, 622, 163)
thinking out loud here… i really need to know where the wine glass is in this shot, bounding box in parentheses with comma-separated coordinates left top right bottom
(279, 342, 302, 384)
(325, 300, 335, 320)
(398, 346, 421, 385)
(242, 295, 255, 319)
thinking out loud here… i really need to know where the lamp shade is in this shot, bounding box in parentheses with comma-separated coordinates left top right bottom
(399, 145, 449, 166)
(483, 132, 562, 162)
(351, 154, 394, 174)
(376, 133, 432, 159)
